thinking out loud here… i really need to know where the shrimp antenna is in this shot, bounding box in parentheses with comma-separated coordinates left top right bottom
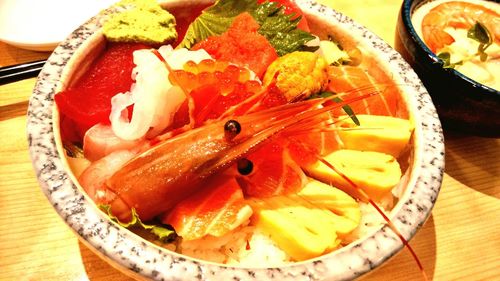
(316, 156, 428, 281)
(281, 106, 427, 280)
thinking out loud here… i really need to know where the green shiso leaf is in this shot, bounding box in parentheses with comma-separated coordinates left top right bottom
(308, 92, 360, 126)
(177, 0, 316, 56)
(467, 22, 492, 62)
(178, 0, 258, 49)
(100, 205, 176, 242)
(467, 22, 492, 45)
(331, 96, 360, 126)
(437, 52, 462, 69)
(251, 2, 317, 56)
(437, 52, 451, 67)
(308, 91, 334, 99)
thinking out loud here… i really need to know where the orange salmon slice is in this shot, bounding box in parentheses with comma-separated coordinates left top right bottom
(285, 112, 340, 166)
(328, 63, 406, 118)
(237, 140, 308, 198)
(163, 176, 252, 241)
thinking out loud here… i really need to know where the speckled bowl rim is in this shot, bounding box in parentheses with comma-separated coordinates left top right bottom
(400, 0, 500, 97)
(27, 0, 444, 280)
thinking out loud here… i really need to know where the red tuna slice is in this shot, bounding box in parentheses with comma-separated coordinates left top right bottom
(83, 123, 146, 162)
(237, 140, 308, 198)
(191, 12, 278, 78)
(55, 43, 149, 142)
(328, 64, 403, 117)
(257, 0, 310, 31)
(59, 114, 90, 144)
(163, 176, 252, 241)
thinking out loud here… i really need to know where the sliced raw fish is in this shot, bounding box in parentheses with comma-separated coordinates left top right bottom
(83, 123, 145, 162)
(163, 176, 252, 241)
(328, 60, 406, 118)
(237, 140, 308, 198)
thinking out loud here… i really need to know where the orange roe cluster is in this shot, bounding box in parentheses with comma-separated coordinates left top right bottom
(169, 59, 261, 96)
(169, 59, 263, 126)
(191, 12, 278, 78)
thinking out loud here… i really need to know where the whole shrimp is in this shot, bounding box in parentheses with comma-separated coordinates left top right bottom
(102, 95, 373, 221)
(421, 1, 500, 53)
(101, 90, 430, 279)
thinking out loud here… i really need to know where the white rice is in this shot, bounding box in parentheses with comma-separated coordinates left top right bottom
(177, 197, 393, 266)
(180, 225, 291, 266)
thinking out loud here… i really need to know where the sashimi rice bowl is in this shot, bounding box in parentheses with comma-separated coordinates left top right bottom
(28, 0, 444, 280)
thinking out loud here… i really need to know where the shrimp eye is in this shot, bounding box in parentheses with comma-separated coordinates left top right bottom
(224, 120, 241, 139)
(237, 158, 253, 175)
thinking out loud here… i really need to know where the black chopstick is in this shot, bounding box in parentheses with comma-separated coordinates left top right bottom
(0, 59, 46, 86)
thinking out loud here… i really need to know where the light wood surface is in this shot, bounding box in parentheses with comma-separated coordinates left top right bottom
(0, 1, 499, 280)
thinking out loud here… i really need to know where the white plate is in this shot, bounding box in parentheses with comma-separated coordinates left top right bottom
(0, 0, 116, 51)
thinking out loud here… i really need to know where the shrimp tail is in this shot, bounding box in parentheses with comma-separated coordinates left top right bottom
(421, 1, 500, 54)
(424, 29, 455, 53)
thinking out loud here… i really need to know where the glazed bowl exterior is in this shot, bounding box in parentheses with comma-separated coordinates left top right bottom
(395, 0, 500, 137)
(28, 0, 444, 280)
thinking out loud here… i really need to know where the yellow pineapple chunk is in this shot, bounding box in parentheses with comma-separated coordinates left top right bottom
(304, 149, 401, 201)
(248, 180, 360, 261)
(337, 115, 413, 158)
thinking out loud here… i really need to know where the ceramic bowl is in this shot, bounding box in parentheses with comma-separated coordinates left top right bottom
(395, 0, 500, 137)
(28, 0, 444, 280)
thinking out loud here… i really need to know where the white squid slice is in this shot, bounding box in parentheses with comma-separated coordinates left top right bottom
(110, 46, 211, 140)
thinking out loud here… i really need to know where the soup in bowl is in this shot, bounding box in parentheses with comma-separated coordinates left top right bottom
(396, 0, 500, 136)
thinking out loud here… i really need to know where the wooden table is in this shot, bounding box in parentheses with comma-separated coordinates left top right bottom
(0, 1, 498, 280)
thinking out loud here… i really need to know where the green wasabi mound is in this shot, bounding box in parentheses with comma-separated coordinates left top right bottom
(103, 0, 177, 45)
